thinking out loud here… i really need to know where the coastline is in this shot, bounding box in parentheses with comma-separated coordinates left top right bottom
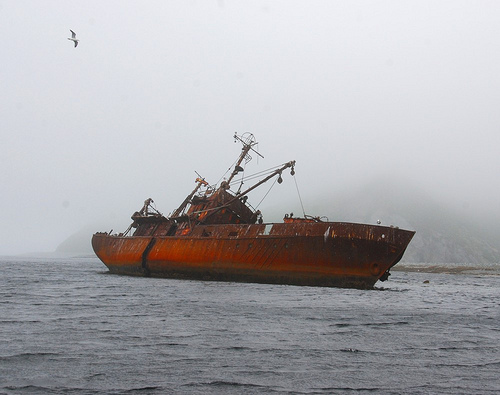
(395, 263, 500, 275)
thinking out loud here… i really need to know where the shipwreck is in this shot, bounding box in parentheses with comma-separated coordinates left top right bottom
(92, 133, 415, 289)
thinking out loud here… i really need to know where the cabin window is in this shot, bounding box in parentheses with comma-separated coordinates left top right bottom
(229, 231, 238, 237)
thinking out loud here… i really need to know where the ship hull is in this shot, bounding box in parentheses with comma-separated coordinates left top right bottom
(92, 222, 414, 289)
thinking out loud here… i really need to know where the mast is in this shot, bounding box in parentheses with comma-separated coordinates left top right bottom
(171, 177, 208, 217)
(226, 133, 264, 185)
(198, 160, 296, 224)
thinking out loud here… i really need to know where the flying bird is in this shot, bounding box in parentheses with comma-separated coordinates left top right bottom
(68, 30, 79, 47)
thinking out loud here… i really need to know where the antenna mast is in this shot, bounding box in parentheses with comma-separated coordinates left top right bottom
(226, 133, 264, 185)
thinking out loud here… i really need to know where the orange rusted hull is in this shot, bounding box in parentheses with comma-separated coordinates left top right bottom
(92, 222, 415, 289)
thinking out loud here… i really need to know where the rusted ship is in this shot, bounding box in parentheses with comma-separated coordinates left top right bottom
(92, 133, 415, 289)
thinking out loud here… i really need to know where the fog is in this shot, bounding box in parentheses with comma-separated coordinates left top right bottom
(1, 1, 499, 255)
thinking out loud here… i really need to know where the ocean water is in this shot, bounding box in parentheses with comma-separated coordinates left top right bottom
(0, 256, 499, 394)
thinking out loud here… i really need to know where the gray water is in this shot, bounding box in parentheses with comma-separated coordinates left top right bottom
(1, 256, 499, 394)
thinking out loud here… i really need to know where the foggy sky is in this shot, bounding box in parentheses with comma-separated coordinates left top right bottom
(1, 0, 499, 254)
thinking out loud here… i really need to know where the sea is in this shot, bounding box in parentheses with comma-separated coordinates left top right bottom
(1, 256, 499, 394)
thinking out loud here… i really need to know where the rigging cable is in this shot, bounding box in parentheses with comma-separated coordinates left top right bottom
(293, 173, 306, 217)
(215, 157, 240, 186)
(254, 177, 278, 210)
(228, 164, 286, 188)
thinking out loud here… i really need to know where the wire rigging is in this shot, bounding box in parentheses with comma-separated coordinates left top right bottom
(293, 173, 306, 217)
(228, 164, 287, 188)
(254, 177, 278, 210)
(215, 156, 240, 186)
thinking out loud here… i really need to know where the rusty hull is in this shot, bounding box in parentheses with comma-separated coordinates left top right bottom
(92, 221, 415, 289)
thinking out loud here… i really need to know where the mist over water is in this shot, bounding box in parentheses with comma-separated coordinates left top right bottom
(2, 3, 499, 394)
(1, 256, 499, 394)
(1, 1, 500, 255)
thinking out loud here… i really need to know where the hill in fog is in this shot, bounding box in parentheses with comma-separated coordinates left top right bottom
(303, 180, 500, 264)
(56, 225, 95, 254)
(57, 180, 500, 265)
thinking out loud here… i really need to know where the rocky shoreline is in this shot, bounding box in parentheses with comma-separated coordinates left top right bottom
(395, 263, 500, 275)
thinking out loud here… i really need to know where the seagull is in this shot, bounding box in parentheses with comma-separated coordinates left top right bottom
(68, 30, 79, 47)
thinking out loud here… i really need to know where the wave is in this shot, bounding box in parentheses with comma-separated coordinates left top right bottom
(0, 352, 59, 362)
(2, 385, 163, 394)
(183, 380, 270, 390)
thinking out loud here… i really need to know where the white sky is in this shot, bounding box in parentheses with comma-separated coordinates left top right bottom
(1, 0, 499, 254)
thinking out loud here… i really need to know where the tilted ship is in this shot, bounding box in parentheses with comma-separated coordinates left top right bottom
(92, 133, 415, 289)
